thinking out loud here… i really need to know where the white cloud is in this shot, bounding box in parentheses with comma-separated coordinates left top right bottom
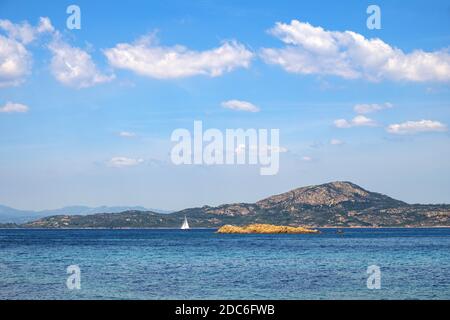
(0, 17, 54, 87)
(0, 102, 29, 113)
(261, 20, 450, 82)
(386, 120, 447, 135)
(354, 102, 393, 114)
(107, 157, 144, 168)
(104, 35, 253, 79)
(302, 156, 313, 162)
(0, 17, 53, 45)
(0, 35, 31, 87)
(118, 131, 136, 138)
(36, 17, 54, 34)
(330, 138, 344, 145)
(0, 18, 50, 87)
(49, 39, 115, 88)
(334, 115, 377, 128)
(0, 20, 36, 45)
(0, 17, 113, 89)
(221, 100, 260, 112)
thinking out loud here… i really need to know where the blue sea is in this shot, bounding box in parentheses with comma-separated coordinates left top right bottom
(0, 228, 449, 300)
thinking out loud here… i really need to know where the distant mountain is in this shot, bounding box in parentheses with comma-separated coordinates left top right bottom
(7, 181, 449, 229)
(258, 181, 406, 208)
(0, 205, 36, 223)
(0, 205, 171, 223)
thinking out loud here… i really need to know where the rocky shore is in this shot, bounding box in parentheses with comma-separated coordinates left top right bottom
(216, 223, 320, 234)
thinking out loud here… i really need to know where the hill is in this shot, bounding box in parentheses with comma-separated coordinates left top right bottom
(0, 205, 170, 223)
(3, 182, 449, 228)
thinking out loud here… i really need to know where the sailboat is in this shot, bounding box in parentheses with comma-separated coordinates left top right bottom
(180, 215, 190, 230)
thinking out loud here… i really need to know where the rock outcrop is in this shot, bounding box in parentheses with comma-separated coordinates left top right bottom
(217, 224, 320, 234)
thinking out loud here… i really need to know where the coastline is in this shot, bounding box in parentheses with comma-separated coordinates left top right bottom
(1, 226, 450, 230)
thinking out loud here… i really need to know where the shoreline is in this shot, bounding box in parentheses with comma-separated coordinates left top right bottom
(1, 226, 450, 230)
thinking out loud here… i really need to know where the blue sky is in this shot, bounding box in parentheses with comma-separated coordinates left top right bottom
(0, 0, 449, 210)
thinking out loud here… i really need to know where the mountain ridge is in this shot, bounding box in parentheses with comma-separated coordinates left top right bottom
(0, 205, 172, 223)
(2, 181, 449, 228)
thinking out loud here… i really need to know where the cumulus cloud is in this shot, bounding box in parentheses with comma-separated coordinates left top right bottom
(334, 115, 377, 128)
(0, 17, 54, 87)
(48, 39, 115, 88)
(0, 17, 112, 89)
(107, 157, 144, 168)
(0, 21, 36, 44)
(0, 35, 31, 87)
(0, 102, 29, 113)
(261, 20, 450, 82)
(386, 120, 447, 135)
(354, 102, 393, 114)
(104, 35, 253, 79)
(0, 17, 53, 44)
(302, 156, 313, 162)
(221, 100, 260, 112)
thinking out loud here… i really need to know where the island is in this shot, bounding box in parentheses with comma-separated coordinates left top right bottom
(1, 182, 449, 229)
(216, 223, 320, 234)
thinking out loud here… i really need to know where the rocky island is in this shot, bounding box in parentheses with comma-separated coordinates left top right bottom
(217, 224, 320, 234)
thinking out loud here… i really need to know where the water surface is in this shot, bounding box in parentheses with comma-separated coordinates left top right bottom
(0, 228, 449, 299)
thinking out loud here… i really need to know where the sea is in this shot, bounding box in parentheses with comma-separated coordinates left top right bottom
(0, 228, 449, 300)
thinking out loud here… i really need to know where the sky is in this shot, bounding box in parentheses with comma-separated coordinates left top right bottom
(0, 0, 449, 211)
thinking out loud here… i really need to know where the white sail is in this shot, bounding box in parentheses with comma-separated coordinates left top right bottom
(181, 216, 190, 230)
